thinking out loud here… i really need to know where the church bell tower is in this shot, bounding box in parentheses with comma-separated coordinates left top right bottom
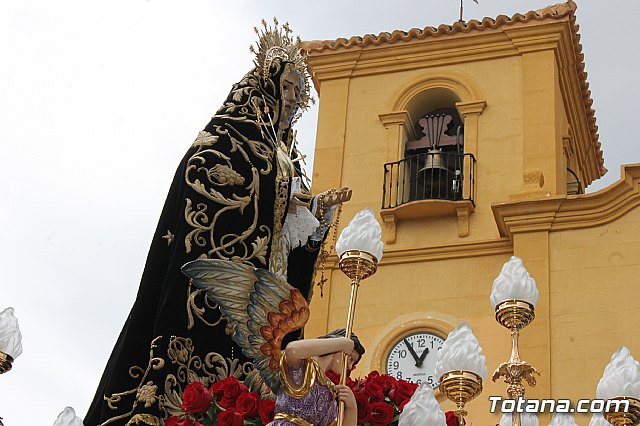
(300, 2, 635, 426)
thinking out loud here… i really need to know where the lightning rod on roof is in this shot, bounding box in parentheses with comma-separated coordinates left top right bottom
(460, 0, 480, 23)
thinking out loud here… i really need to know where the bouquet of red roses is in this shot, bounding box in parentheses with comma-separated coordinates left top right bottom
(165, 377, 275, 426)
(168, 372, 461, 426)
(325, 370, 419, 426)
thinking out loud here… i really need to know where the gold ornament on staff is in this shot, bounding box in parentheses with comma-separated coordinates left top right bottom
(604, 397, 640, 426)
(334, 208, 384, 426)
(490, 257, 540, 426)
(435, 323, 488, 426)
(440, 370, 483, 424)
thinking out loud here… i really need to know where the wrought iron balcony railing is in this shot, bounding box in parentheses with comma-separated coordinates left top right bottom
(382, 151, 476, 209)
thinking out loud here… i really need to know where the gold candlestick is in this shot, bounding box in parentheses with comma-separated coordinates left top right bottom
(604, 397, 640, 426)
(440, 370, 483, 425)
(492, 299, 540, 426)
(337, 250, 378, 426)
(0, 351, 13, 374)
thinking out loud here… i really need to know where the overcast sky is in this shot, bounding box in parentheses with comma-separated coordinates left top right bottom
(1, 1, 639, 424)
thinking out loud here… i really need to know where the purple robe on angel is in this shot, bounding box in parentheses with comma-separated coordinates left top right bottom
(268, 356, 338, 426)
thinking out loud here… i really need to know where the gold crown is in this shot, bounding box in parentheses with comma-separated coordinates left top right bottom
(250, 18, 313, 111)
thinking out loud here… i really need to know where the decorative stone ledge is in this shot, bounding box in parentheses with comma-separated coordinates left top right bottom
(380, 199, 475, 244)
(492, 164, 640, 239)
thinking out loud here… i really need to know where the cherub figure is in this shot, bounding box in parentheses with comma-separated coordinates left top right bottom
(182, 259, 365, 426)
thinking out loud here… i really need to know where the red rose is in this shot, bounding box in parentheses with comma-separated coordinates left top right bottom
(210, 376, 249, 408)
(235, 391, 260, 419)
(378, 374, 397, 393)
(354, 392, 372, 424)
(366, 371, 381, 380)
(363, 379, 384, 402)
(446, 411, 465, 426)
(181, 381, 213, 413)
(210, 377, 236, 400)
(369, 401, 395, 426)
(258, 399, 276, 425)
(347, 376, 361, 393)
(216, 408, 244, 426)
(165, 416, 203, 426)
(389, 379, 418, 406)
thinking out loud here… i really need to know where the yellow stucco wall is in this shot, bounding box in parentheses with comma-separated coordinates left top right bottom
(549, 206, 640, 405)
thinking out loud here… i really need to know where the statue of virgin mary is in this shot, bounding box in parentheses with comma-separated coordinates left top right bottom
(85, 19, 350, 426)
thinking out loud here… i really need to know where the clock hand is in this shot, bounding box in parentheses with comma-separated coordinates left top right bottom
(416, 347, 429, 367)
(403, 338, 421, 364)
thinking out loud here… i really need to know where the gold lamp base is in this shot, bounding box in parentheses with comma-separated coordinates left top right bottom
(0, 351, 13, 374)
(439, 370, 483, 418)
(495, 299, 535, 330)
(338, 250, 377, 281)
(604, 397, 640, 426)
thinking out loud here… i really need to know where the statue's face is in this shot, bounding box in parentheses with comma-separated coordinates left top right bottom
(281, 69, 301, 125)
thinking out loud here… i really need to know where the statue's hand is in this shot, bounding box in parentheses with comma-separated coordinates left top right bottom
(320, 187, 352, 208)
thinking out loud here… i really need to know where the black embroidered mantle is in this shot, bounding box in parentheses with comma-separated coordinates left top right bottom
(85, 63, 321, 426)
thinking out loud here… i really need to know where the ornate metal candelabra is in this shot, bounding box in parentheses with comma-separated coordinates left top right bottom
(492, 299, 540, 426)
(439, 370, 483, 425)
(604, 397, 640, 426)
(337, 249, 378, 426)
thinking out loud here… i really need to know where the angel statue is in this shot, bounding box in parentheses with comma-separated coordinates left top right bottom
(86, 19, 351, 426)
(181, 259, 366, 426)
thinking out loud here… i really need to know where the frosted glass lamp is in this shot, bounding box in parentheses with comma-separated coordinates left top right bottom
(399, 384, 446, 426)
(597, 347, 640, 426)
(0, 307, 23, 374)
(435, 323, 486, 426)
(335, 207, 383, 262)
(53, 407, 84, 426)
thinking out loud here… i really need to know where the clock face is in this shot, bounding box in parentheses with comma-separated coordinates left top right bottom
(385, 331, 445, 388)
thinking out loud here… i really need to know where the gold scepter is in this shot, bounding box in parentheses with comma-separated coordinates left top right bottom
(334, 208, 383, 426)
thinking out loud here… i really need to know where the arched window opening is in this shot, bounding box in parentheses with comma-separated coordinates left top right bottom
(404, 107, 464, 201)
(382, 87, 476, 208)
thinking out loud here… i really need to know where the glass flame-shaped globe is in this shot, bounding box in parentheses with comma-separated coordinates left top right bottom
(490, 256, 539, 308)
(53, 407, 84, 426)
(434, 323, 487, 379)
(596, 346, 640, 400)
(0, 307, 23, 359)
(399, 384, 446, 426)
(335, 208, 383, 261)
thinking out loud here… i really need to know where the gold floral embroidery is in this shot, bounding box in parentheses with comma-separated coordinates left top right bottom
(100, 337, 166, 426)
(186, 282, 224, 330)
(209, 164, 245, 186)
(100, 335, 259, 424)
(268, 178, 290, 277)
(162, 336, 255, 417)
(162, 230, 174, 246)
(190, 130, 219, 149)
(136, 382, 158, 408)
(183, 126, 273, 265)
(125, 414, 162, 426)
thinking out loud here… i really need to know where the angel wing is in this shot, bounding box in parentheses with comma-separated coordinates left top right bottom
(181, 259, 310, 392)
